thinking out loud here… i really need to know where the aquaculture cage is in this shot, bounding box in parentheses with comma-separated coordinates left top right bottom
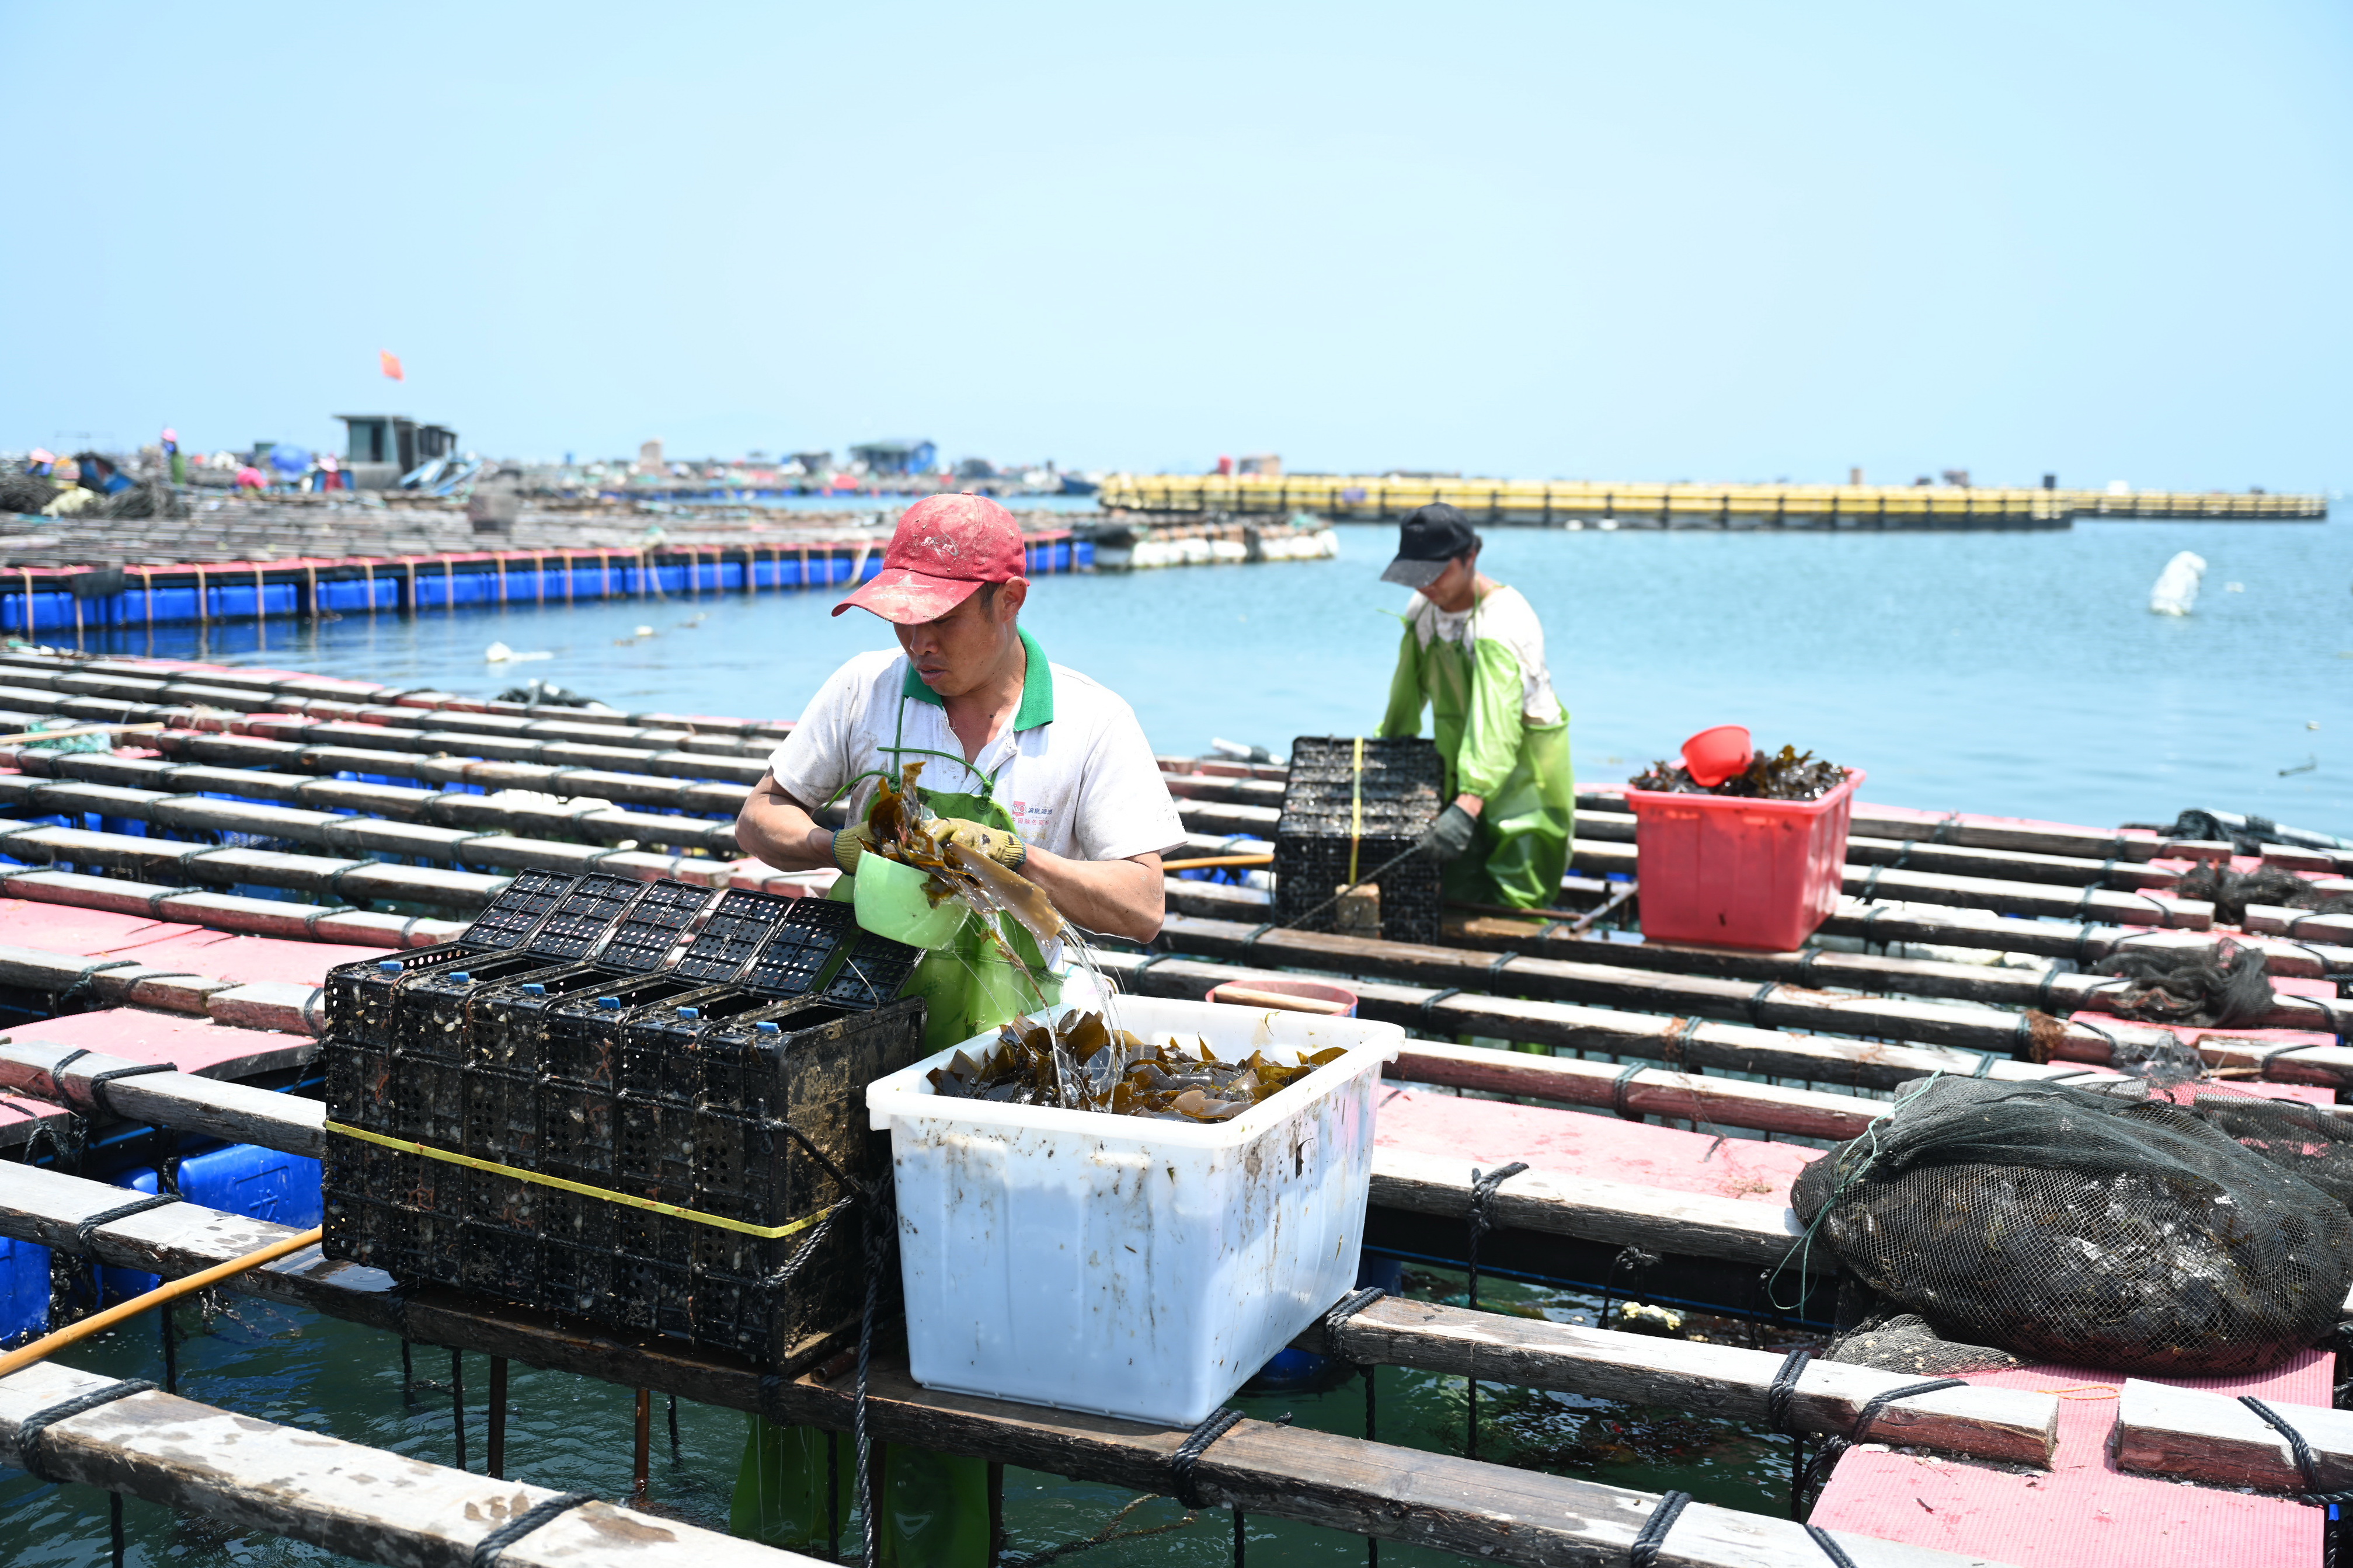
(1272, 736, 1444, 945)
(321, 876, 930, 1368)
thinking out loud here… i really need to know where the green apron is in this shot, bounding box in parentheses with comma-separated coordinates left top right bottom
(735, 695, 1054, 1566)
(1379, 597, 1575, 912)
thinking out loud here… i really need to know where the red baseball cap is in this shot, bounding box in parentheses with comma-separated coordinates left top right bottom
(833, 493, 1028, 623)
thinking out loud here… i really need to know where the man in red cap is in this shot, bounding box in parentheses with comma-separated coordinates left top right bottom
(733, 493, 1182, 1564)
(737, 492, 1181, 1038)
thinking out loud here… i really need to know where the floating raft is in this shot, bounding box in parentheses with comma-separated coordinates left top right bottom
(1099, 473, 2328, 527)
(0, 647, 2339, 1566)
(0, 530, 1081, 635)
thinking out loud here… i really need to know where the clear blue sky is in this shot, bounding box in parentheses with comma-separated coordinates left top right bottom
(5, 1, 2347, 490)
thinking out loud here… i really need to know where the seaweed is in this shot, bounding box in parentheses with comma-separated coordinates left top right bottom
(1628, 744, 1847, 802)
(927, 1009, 1346, 1121)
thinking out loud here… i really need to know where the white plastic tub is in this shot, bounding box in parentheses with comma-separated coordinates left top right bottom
(866, 996, 1402, 1426)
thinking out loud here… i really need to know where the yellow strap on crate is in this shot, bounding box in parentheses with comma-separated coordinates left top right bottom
(325, 1120, 843, 1240)
(1348, 735, 1365, 884)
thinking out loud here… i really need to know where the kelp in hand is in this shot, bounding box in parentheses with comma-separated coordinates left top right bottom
(927, 1009, 1346, 1121)
(1629, 744, 1848, 801)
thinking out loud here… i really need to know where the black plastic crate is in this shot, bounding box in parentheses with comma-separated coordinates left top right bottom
(821, 929, 923, 1011)
(671, 890, 802, 986)
(1273, 736, 1445, 945)
(324, 994, 928, 1368)
(596, 880, 713, 972)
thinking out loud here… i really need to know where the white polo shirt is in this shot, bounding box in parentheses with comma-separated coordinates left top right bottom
(767, 628, 1185, 863)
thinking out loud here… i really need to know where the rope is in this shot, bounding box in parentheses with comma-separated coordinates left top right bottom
(1484, 950, 1519, 977)
(1659, 1015, 1704, 1068)
(1169, 1407, 1247, 1508)
(1320, 1285, 1385, 1359)
(1464, 1161, 1529, 1462)
(1417, 988, 1462, 1031)
(1628, 1489, 1689, 1568)
(83, 1064, 173, 1118)
(1795, 1378, 1966, 1511)
(1610, 1062, 1645, 1121)
(2237, 1395, 2353, 1503)
(469, 1492, 598, 1568)
(13, 1378, 156, 1483)
(1746, 981, 1779, 1029)
(72, 1193, 180, 1252)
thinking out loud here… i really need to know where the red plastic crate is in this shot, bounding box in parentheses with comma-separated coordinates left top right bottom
(1622, 769, 1864, 951)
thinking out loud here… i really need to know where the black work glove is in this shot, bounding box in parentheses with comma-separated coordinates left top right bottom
(1420, 803, 1478, 863)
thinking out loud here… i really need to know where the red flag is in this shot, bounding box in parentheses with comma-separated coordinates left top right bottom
(380, 350, 405, 382)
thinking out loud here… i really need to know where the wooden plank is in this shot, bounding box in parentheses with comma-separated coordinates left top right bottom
(2114, 1377, 2353, 1495)
(0, 867, 466, 948)
(2243, 904, 2353, 945)
(0, 1163, 2000, 1568)
(1567, 839, 2212, 929)
(1389, 1040, 1889, 1140)
(0, 1360, 829, 1568)
(131, 729, 753, 815)
(1369, 1147, 1810, 1270)
(1152, 911, 2185, 1067)
(0, 1038, 326, 1154)
(0, 823, 510, 911)
(1294, 1295, 2056, 1466)
(4, 751, 739, 851)
(1098, 947, 2086, 1090)
(1818, 898, 2353, 978)
(1437, 924, 2351, 1034)
(1572, 809, 2183, 890)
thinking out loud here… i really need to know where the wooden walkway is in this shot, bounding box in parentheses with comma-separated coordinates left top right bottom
(0, 650, 2338, 1566)
(1099, 473, 2328, 526)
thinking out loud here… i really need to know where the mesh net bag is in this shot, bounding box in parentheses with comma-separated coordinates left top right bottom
(1791, 1075, 2353, 1375)
(2191, 1090, 2353, 1211)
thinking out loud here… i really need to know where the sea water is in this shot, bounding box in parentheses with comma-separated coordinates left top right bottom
(116, 515, 2353, 836)
(7, 514, 2348, 1564)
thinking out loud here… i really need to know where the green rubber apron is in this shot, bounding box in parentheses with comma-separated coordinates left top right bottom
(733, 696, 1052, 1565)
(1416, 619, 1575, 914)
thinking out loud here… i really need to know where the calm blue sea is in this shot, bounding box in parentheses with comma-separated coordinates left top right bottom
(144, 515, 2353, 837)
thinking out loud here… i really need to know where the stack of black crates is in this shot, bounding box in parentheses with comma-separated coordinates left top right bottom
(321, 870, 928, 1371)
(1272, 736, 1444, 945)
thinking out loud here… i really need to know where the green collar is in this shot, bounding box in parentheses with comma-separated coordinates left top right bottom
(900, 625, 1055, 730)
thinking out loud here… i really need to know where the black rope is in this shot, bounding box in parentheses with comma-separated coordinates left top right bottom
(1858, 865, 1888, 903)
(1971, 1051, 1999, 1078)
(1795, 948, 1832, 988)
(1611, 1062, 1645, 1121)
(2034, 963, 2071, 1012)
(1858, 904, 1891, 953)
(1766, 1348, 1813, 1518)
(2238, 1395, 2353, 1504)
(1464, 1162, 1528, 1463)
(1805, 1523, 1862, 1568)
(1661, 1015, 1703, 1069)
(1795, 1378, 1966, 1513)
(1746, 981, 1779, 1029)
(1931, 813, 1962, 844)
(1628, 1489, 1690, 1568)
(1417, 987, 1462, 1033)
(1241, 922, 1277, 949)
(53, 959, 141, 1012)
(43, 1048, 91, 1099)
(15, 1378, 156, 1483)
(1129, 950, 1175, 981)
(1169, 1407, 1246, 1508)
(83, 1064, 172, 1119)
(1485, 950, 1519, 977)
(75, 1193, 180, 1253)
(469, 1491, 597, 1568)
(1322, 1285, 1386, 1352)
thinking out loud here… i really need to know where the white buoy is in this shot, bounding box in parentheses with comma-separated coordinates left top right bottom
(2149, 550, 2207, 616)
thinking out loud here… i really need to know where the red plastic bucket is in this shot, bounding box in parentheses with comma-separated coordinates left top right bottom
(1206, 978, 1359, 1018)
(1621, 769, 1865, 951)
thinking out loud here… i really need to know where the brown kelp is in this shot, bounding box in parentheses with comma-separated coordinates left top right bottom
(927, 1009, 1347, 1120)
(1629, 744, 1847, 801)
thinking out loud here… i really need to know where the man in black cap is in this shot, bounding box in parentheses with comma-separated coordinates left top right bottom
(1377, 503, 1574, 910)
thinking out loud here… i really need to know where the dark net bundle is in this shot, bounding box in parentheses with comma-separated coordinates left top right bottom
(1627, 744, 1846, 801)
(2191, 1090, 2353, 1212)
(1790, 1075, 2353, 1375)
(0, 472, 58, 515)
(2169, 862, 2353, 928)
(2090, 937, 2275, 1029)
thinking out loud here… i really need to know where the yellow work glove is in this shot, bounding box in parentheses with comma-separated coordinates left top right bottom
(831, 821, 876, 875)
(926, 816, 1027, 870)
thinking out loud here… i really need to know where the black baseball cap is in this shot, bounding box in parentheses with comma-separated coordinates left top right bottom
(1380, 504, 1478, 590)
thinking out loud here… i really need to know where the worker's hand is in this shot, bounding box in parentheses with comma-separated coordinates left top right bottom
(927, 816, 1026, 870)
(1419, 803, 1478, 863)
(831, 822, 877, 875)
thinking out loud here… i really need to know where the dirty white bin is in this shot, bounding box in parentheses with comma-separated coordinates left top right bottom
(866, 995, 1402, 1426)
